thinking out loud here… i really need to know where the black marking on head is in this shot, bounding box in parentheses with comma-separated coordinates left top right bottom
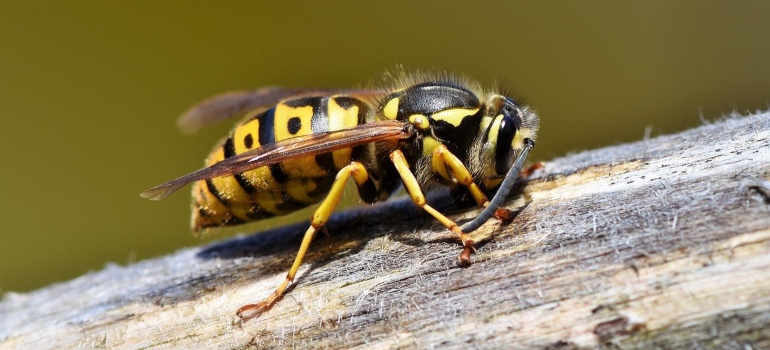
(243, 134, 253, 149)
(288, 117, 302, 135)
(395, 82, 480, 119)
(414, 80, 474, 92)
(431, 108, 484, 156)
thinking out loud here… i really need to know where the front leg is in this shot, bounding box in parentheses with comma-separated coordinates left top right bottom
(431, 144, 513, 220)
(390, 150, 475, 266)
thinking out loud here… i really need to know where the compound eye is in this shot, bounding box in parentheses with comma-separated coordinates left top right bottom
(495, 114, 518, 175)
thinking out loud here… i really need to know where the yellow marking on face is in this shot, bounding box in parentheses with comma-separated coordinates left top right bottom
(516, 124, 537, 146)
(382, 97, 399, 120)
(512, 132, 525, 151)
(422, 137, 442, 156)
(478, 115, 504, 166)
(431, 108, 479, 127)
(479, 116, 494, 135)
(487, 116, 503, 146)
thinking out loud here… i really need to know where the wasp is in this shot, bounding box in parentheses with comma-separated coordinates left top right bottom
(141, 71, 539, 320)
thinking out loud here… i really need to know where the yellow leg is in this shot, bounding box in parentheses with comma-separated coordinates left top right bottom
(390, 150, 476, 266)
(432, 144, 515, 221)
(237, 162, 370, 320)
(432, 144, 489, 207)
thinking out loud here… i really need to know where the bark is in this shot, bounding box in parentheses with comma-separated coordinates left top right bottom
(2, 113, 769, 350)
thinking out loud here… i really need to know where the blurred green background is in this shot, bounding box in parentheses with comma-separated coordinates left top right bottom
(2, 1, 769, 294)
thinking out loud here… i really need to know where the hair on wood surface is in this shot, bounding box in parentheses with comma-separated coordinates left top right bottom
(2, 112, 769, 349)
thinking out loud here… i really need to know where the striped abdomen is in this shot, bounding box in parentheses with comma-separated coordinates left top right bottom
(192, 96, 369, 231)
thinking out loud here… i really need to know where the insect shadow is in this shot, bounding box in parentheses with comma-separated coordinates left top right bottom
(147, 188, 528, 306)
(195, 185, 528, 262)
(195, 194, 428, 261)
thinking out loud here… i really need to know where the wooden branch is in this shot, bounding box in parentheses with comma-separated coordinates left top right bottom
(2, 113, 770, 349)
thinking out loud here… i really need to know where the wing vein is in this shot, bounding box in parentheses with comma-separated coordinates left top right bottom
(141, 121, 410, 200)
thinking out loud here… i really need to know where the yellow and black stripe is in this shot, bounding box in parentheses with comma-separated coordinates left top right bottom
(191, 96, 369, 231)
(378, 81, 484, 167)
(143, 76, 542, 319)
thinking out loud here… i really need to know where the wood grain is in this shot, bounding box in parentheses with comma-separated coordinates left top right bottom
(2, 113, 769, 349)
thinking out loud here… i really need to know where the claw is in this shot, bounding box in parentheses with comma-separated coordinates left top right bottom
(237, 286, 285, 321)
(457, 239, 475, 267)
(494, 208, 515, 221)
(236, 302, 269, 321)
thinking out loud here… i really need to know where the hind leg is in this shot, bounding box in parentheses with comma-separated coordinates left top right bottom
(237, 161, 370, 320)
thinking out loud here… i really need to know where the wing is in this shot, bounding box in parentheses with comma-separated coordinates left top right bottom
(177, 87, 380, 134)
(141, 120, 411, 201)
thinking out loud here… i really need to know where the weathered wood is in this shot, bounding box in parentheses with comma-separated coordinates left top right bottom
(2, 113, 769, 349)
